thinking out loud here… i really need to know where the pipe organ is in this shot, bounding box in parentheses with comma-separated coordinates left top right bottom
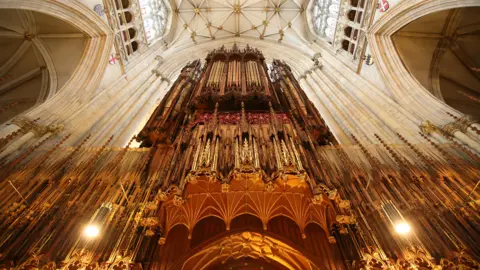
(195, 45, 274, 104)
(0, 45, 478, 270)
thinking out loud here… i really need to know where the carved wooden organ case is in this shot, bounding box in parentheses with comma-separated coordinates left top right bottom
(134, 45, 359, 269)
(137, 45, 338, 181)
(1, 46, 479, 270)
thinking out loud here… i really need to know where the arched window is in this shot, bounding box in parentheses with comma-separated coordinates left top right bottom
(311, 0, 340, 42)
(340, 0, 370, 58)
(124, 11, 133, 23)
(140, 0, 168, 43)
(325, 27, 335, 39)
(352, 29, 359, 40)
(128, 27, 137, 39)
(127, 41, 139, 55)
(349, 43, 355, 53)
(122, 27, 137, 43)
(118, 11, 133, 25)
(342, 40, 350, 51)
(347, 10, 356, 21)
(121, 0, 130, 9)
(344, 26, 352, 36)
(131, 41, 139, 52)
(114, 0, 130, 9)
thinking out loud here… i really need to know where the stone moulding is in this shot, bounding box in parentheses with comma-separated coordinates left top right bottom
(0, 0, 114, 132)
(367, 0, 480, 126)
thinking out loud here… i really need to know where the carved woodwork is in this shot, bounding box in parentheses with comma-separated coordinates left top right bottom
(0, 45, 478, 270)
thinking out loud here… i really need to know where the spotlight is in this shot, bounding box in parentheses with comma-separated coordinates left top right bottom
(395, 222, 411, 235)
(84, 225, 100, 238)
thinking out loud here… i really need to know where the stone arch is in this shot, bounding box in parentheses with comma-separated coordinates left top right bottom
(230, 214, 264, 231)
(0, 0, 113, 128)
(367, 0, 480, 125)
(190, 216, 226, 249)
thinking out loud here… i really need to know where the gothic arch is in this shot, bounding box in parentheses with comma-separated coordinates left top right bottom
(0, 0, 113, 127)
(174, 231, 331, 270)
(367, 0, 480, 125)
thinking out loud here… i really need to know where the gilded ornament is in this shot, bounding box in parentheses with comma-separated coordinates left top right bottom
(328, 236, 336, 244)
(339, 226, 348, 234)
(144, 201, 158, 211)
(173, 195, 184, 206)
(221, 182, 230, 193)
(338, 200, 351, 210)
(441, 121, 461, 135)
(140, 217, 159, 227)
(158, 237, 166, 245)
(265, 182, 275, 192)
(419, 120, 438, 135)
(156, 190, 168, 201)
(41, 262, 56, 270)
(327, 189, 339, 201)
(312, 194, 325, 205)
(336, 215, 356, 224)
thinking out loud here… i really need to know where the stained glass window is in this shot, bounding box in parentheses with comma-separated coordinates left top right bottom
(311, 0, 340, 42)
(140, 0, 168, 43)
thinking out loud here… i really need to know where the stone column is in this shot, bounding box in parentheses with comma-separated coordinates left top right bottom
(0, 132, 36, 159)
(469, 124, 480, 140)
(310, 68, 375, 143)
(441, 122, 480, 153)
(318, 64, 417, 143)
(454, 132, 480, 153)
(298, 75, 351, 145)
(0, 124, 21, 139)
(421, 120, 480, 153)
(87, 73, 160, 145)
(114, 78, 170, 146)
(458, 116, 480, 140)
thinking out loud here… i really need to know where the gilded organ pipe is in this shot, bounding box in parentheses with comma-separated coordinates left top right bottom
(0, 45, 478, 270)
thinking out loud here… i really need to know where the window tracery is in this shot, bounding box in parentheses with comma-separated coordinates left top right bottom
(310, 0, 374, 63)
(104, 0, 169, 71)
(139, 0, 168, 43)
(340, 0, 369, 59)
(311, 0, 341, 42)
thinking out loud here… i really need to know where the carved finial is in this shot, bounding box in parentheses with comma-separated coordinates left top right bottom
(312, 52, 322, 66)
(211, 102, 219, 128)
(152, 69, 162, 78)
(268, 102, 274, 115)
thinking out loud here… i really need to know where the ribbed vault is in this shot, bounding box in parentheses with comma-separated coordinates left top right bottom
(392, 7, 480, 119)
(169, 0, 311, 49)
(0, 9, 86, 123)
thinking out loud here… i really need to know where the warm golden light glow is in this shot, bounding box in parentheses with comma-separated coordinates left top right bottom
(84, 225, 100, 238)
(395, 222, 411, 235)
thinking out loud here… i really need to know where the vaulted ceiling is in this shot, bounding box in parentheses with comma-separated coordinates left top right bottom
(0, 9, 86, 123)
(393, 7, 480, 119)
(169, 0, 312, 47)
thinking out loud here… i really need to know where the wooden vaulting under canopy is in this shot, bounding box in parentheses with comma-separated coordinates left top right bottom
(144, 173, 348, 269)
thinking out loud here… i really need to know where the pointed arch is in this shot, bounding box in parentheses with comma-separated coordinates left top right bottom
(367, 0, 480, 125)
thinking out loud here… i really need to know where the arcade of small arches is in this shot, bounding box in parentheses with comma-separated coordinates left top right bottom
(308, 0, 373, 62)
